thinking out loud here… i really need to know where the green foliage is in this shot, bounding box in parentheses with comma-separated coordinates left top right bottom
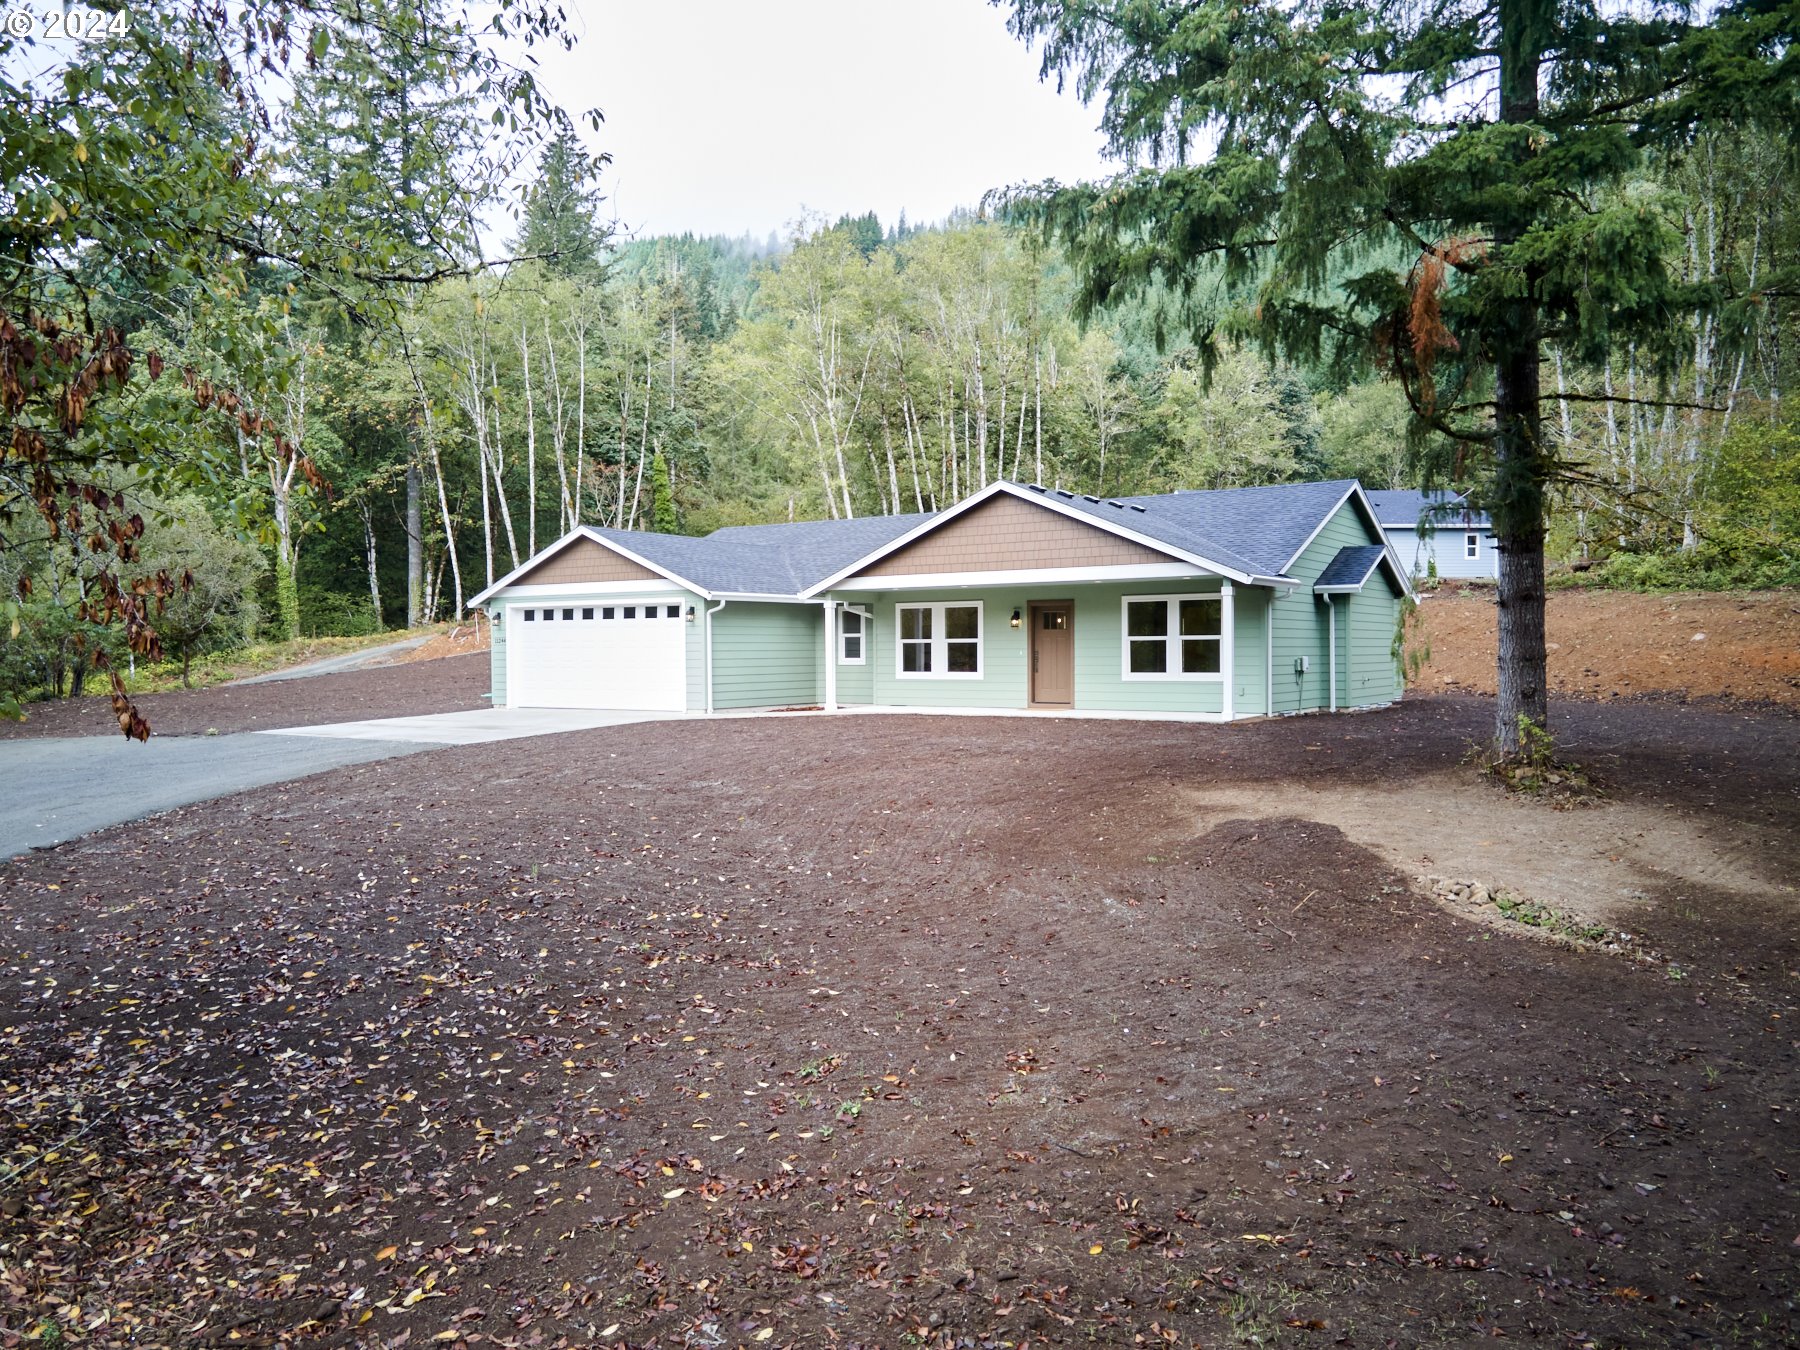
(126, 497, 265, 686)
(516, 130, 611, 278)
(650, 451, 677, 533)
(1390, 595, 1431, 687)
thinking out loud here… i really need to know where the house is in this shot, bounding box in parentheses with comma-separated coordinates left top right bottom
(1365, 488, 1498, 581)
(467, 478, 1412, 720)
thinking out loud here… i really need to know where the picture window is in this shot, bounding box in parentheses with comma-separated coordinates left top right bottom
(1123, 594, 1222, 679)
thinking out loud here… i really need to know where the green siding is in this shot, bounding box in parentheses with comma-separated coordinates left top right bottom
(1232, 585, 1270, 715)
(487, 605, 507, 704)
(710, 603, 824, 709)
(832, 603, 875, 705)
(685, 604, 706, 711)
(1269, 496, 1404, 713)
(835, 580, 1237, 716)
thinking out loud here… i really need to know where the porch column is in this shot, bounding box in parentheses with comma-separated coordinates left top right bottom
(822, 597, 838, 712)
(1219, 581, 1235, 720)
(1326, 595, 1338, 712)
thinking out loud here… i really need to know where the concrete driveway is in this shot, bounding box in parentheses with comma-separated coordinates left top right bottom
(0, 708, 680, 861)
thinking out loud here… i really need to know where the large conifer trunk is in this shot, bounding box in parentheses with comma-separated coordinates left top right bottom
(1492, 0, 1552, 756)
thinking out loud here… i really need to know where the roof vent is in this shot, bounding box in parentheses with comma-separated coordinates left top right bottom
(1055, 489, 1074, 498)
(1128, 504, 1147, 513)
(1082, 494, 1101, 503)
(1107, 499, 1125, 509)
(1026, 482, 1046, 493)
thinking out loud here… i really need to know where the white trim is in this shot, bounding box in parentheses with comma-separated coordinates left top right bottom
(895, 600, 984, 680)
(830, 560, 1206, 592)
(1120, 592, 1226, 683)
(800, 481, 1271, 596)
(822, 599, 839, 711)
(1464, 532, 1481, 560)
(1220, 581, 1235, 720)
(1279, 483, 1361, 574)
(468, 525, 713, 608)
(487, 578, 692, 601)
(837, 605, 867, 665)
(1264, 589, 1274, 717)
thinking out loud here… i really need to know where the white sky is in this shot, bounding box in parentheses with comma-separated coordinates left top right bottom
(534, 0, 1119, 239)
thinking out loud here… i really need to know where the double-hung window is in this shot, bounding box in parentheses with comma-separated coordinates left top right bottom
(1123, 594, 1222, 678)
(1464, 532, 1481, 560)
(896, 602, 982, 678)
(839, 607, 866, 664)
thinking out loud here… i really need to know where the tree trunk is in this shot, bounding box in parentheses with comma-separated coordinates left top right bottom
(406, 457, 423, 628)
(1492, 0, 1550, 757)
(361, 497, 384, 630)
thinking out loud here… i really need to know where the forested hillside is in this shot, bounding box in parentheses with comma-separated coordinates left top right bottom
(2, 0, 1795, 717)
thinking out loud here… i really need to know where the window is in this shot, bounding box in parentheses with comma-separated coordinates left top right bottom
(522, 608, 536, 621)
(838, 607, 866, 664)
(542, 608, 555, 621)
(602, 607, 615, 620)
(561, 608, 575, 621)
(1123, 594, 1222, 679)
(582, 607, 594, 620)
(665, 605, 681, 618)
(896, 602, 982, 678)
(1465, 532, 1481, 560)
(642, 606, 657, 619)
(623, 606, 637, 619)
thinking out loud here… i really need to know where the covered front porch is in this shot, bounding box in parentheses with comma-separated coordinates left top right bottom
(815, 577, 1272, 721)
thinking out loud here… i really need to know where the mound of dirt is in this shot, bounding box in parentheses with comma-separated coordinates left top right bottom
(402, 619, 492, 663)
(1414, 585, 1800, 706)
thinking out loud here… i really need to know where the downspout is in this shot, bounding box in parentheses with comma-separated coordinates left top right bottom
(704, 598, 728, 714)
(1326, 595, 1338, 713)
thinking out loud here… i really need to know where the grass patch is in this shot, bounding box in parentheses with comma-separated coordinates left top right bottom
(1492, 893, 1609, 944)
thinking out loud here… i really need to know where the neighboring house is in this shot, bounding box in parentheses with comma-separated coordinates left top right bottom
(1365, 488, 1498, 581)
(467, 478, 1411, 720)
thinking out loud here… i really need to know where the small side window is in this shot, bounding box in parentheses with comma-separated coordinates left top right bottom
(582, 607, 595, 620)
(562, 608, 575, 621)
(623, 606, 637, 619)
(602, 607, 615, 620)
(542, 608, 555, 621)
(666, 605, 680, 618)
(1465, 532, 1480, 560)
(522, 609, 535, 621)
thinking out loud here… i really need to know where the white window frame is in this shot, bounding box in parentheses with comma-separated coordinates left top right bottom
(1464, 532, 1481, 560)
(838, 606, 867, 665)
(1120, 592, 1224, 682)
(894, 601, 984, 680)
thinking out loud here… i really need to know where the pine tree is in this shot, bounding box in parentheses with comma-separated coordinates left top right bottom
(999, 0, 1797, 756)
(651, 451, 677, 534)
(516, 130, 610, 277)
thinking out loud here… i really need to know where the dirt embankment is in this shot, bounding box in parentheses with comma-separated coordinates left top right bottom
(1414, 585, 1800, 707)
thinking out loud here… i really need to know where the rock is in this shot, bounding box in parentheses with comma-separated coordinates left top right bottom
(1470, 886, 1491, 905)
(1691, 632, 1706, 642)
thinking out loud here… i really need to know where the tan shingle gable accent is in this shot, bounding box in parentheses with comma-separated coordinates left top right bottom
(512, 537, 659, 586)
(855, 493, 1179, 577)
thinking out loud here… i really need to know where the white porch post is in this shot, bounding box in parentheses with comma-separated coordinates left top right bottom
(822, 597, 838, 711)
(1219, 580, 1235, 720)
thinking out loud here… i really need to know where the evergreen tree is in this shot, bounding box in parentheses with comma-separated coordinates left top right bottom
(651, 451, 677, 533)
(516, 130, 611, 277)
(999, 0, 1798, 757)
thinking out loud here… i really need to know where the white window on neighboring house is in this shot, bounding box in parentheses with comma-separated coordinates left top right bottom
(839, 607, 866, 664)
(1465, 532, 1481, 560)
(1123, 594, 1222, 679)
(896, 602, 982, 677)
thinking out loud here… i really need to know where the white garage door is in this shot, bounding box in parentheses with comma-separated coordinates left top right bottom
(507, 599, 687, 710)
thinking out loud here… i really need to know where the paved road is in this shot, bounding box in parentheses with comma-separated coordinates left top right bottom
(0, 708, 676, 861)
(0, 733, 424, 860)
(228, 635, 431, 685)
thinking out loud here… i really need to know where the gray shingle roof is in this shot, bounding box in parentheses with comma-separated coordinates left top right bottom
(498, 479, 1375, 600)
(1365, 488, 1490, 528)
(1313, 544, 1389, 590)
(1024, 479, 1360, 578)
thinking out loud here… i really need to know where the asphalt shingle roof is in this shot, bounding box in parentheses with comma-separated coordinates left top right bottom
(505, 479, 1376, 600)
(1313, 544, 1389, 590)
(1365, 488, 1489, 528)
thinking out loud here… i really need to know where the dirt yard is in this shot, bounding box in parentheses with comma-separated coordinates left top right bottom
(2, 682, 1795, 1348)
(1415, 586, 1800, 707)
(0, 652, 492, 740)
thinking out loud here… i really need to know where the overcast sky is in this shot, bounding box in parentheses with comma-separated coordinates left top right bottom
(533, 0, 1119, 239)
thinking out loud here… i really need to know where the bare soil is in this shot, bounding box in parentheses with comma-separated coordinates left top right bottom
(0, 651, 491, 740)
(1415, 586, 1800, 707)
(402, 622, 493, 665)
(2, 684, 1795, 1349)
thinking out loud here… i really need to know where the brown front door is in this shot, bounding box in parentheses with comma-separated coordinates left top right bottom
(1030, 601, 1074, 707)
